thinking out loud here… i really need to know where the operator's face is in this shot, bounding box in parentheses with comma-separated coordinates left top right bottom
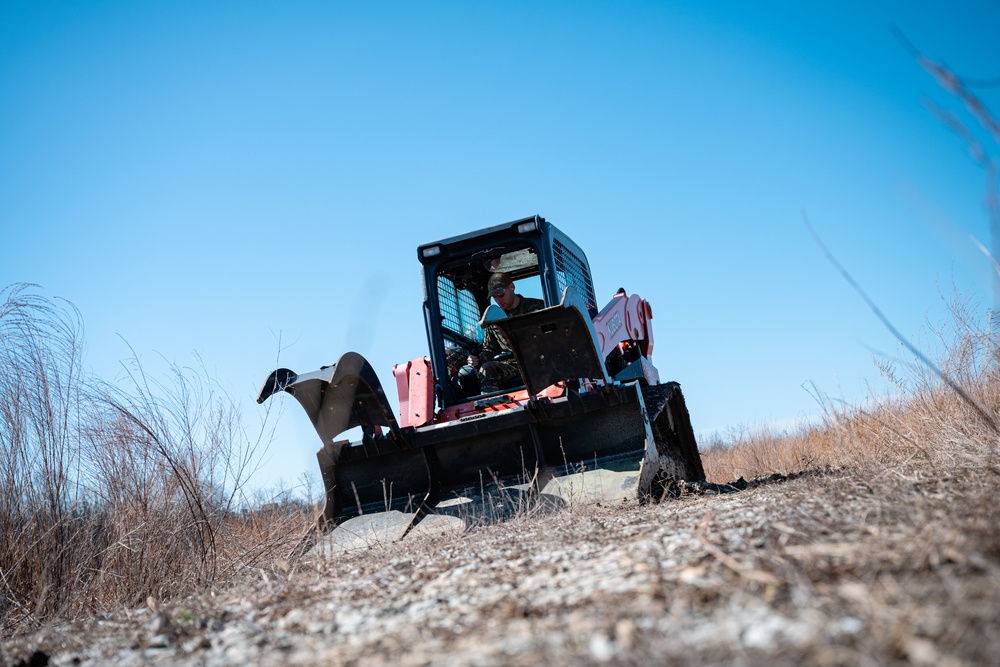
(492, 283, 516, 310)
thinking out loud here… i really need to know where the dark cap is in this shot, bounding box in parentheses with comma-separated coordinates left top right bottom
(488, 272, 512, 297)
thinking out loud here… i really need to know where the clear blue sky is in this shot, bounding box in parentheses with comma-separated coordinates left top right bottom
(3, 1, 998, 490)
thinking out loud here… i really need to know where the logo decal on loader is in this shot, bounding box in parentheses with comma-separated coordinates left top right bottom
(607, 312, 623, 337)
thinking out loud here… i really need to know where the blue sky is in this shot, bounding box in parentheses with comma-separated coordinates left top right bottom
(3, 1, 999, 490)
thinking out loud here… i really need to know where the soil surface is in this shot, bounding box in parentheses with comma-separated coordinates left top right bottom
(3, 455, 999, 666)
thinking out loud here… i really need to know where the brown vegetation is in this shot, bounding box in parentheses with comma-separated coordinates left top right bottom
(701, 293, 999, 484)
(0, 284, 313, 633)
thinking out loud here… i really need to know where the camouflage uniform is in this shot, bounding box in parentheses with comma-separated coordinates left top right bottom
(478, 295, 545, 393)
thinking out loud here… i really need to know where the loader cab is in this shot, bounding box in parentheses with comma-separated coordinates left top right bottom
(417, 216, 598, 408)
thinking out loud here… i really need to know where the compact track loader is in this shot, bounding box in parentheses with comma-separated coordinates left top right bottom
(258, 216, 704, 548)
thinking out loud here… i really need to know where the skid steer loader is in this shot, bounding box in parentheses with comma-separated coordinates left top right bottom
(258, 216, 704, 549)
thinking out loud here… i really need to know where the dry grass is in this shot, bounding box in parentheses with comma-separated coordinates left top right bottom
(0, 284, 315, 634)
(702, 293, 1000, 485)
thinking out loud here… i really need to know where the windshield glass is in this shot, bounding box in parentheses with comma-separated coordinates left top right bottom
(435, 243, 543, 399)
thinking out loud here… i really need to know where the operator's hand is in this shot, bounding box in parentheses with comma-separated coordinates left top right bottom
(467, 354, 481, 369)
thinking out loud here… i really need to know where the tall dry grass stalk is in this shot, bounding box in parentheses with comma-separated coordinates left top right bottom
(0, 284, 313, 634)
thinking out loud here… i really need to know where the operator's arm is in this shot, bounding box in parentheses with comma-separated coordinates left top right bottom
(479, 326, 503, 361)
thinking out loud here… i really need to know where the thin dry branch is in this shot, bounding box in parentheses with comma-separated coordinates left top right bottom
(803, 214, 1000, 438)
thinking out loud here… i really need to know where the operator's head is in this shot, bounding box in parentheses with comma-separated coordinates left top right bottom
(488, 272, 516, 310)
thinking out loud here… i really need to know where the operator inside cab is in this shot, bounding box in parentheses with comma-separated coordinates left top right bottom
(459, 272, 544, 395)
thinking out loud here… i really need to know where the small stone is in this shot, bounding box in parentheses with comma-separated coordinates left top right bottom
(182, 636, 213, 652)
(614, 619, 638, 649)
(589, 633, 615, 662)
(278, 609, 305, 630)
(306, 621, 336, 634)
(146, 612, 173, 636)
(837, 617, 864, 636)
(741, 615, 784, 650)
(905, 636, 940, 666)
(147, 633, 174, 649)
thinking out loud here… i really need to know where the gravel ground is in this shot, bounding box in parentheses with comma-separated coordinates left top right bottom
(3, 454, 999, 666)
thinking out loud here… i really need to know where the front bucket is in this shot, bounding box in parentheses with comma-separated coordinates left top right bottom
(313, 381, 703, 551)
